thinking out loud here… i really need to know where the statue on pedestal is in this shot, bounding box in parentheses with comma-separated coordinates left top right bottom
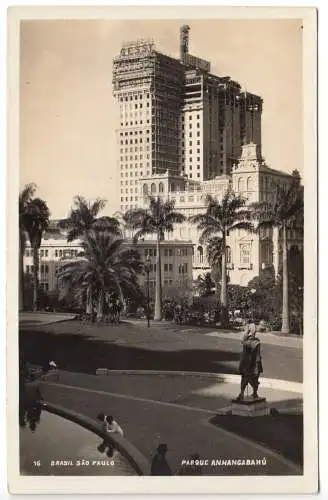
(236, 319, 263, 401)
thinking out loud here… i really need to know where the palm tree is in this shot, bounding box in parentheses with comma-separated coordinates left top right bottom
(59, 195, 121, 314)
(23, 197, 51, 311)
(189, 188, 254, 325)
(60, 195, 121, 242)
(19, 183, 37, 310)
(124, 196, 186, 321)
(251, 182, 303, 334)
(194, 272, 215, 297)
(206, 236, 224, 295)
(58, 231, 143, 321)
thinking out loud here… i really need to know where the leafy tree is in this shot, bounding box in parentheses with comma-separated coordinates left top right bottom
(124, 196, 185, 321)
(251, 182, 303, 333)
(189, 188, 253, 325)
(58, 231, 143, 321)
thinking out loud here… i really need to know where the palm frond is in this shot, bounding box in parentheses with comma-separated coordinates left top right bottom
(229, 221, 256, 233)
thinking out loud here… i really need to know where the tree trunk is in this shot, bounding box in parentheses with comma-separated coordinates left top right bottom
(86, 285, 92, 315)
(97, 288, 104, 322)
(220, 237, 228, 326)
(32, 245, 40, 311)
(281, 224, 290, 334)
(19, 231, 25, 311)
(154, 232, 162, 321)
(115, 280, 127, 315)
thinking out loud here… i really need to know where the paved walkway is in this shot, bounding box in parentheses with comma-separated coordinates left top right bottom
(39, 370, 302, 476)
(20, 311, 76, 326)
(127, 319, 303, 349)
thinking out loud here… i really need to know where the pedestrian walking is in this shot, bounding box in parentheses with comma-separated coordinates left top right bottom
(150, 444, 172, 475)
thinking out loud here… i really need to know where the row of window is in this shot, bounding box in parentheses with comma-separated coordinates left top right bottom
(121, 196, 138, 202)
(144, 248, 189, 257)
(195, 244, 251, 266)
(120, 137, 150, 145)
(120, 180, 139, 185)
(237, 177, 253, 192)
(25, 264, 50, 274)
(147, 263, 181, 273)
(121, 188, 138, 194)
(25, 249, 49, 257)
(184, 131, 201, 138)
(120, 120, 150, 126)
(182, 140, 201, 148)
(25, 249, 79, 258)
(182, 123, 201, 130)
(148, 280, 174, 288)
(27, 264, 51, 273)
(119, 94, 150, 102)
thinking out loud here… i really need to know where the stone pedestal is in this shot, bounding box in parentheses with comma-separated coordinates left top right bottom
(231, 397, 269, 417)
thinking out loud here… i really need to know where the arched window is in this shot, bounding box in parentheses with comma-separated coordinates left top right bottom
(151, 183, 156, 194)
(238, 177, 244, 193)
(247, 176, 253, 192)
(143, 184, 148, 195)
(159, 182, 164, 193)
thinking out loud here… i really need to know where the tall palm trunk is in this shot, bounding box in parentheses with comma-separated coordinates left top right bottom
(115, 279, 127, 315)
(19, 231, 25, 311)
(97, 288, 104, 322)
(154, 231, 162, 321)
(86, 285, 92, 315)
(220, 235, 228, 326)
(32, 245, 40, 311)
(281, 224, 290, 334)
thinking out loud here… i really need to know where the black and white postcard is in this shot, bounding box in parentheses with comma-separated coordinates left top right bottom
(7, 5, 318, 495)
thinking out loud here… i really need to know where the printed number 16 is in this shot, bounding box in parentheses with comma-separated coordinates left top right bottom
(33, 460, 41, 467)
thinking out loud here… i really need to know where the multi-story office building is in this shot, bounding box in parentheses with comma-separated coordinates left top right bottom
(113, 26, 262, 213)
(113, 27, 302, 289)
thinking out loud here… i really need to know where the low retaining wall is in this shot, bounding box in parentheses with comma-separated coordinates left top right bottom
(40, 401, 150, 475)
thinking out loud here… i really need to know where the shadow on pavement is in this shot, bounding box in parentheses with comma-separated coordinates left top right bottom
(210, 411, 303, 469)
(19, 328, 240, 376)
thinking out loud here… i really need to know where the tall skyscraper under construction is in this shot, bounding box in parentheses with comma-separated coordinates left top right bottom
(113, 26, 263, 212)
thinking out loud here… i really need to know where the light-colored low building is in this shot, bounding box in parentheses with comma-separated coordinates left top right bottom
(23, 234, 193, 296)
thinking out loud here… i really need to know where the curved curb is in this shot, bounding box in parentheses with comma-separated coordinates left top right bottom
(41, 401, 150, 475)
(100, 369, 302, 394)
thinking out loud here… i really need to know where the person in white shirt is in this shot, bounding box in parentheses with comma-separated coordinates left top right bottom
(104, 415, 124, 437)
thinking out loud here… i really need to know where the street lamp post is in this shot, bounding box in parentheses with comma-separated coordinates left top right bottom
(144, 254, 151, 328)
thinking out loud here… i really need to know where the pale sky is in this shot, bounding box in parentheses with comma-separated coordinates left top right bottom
(20, 18, 303, 218)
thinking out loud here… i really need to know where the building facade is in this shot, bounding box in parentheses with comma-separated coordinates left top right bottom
(113, 26, 262, 213)
(23, 235, 193, 296)
(136, 143, 303, 287)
